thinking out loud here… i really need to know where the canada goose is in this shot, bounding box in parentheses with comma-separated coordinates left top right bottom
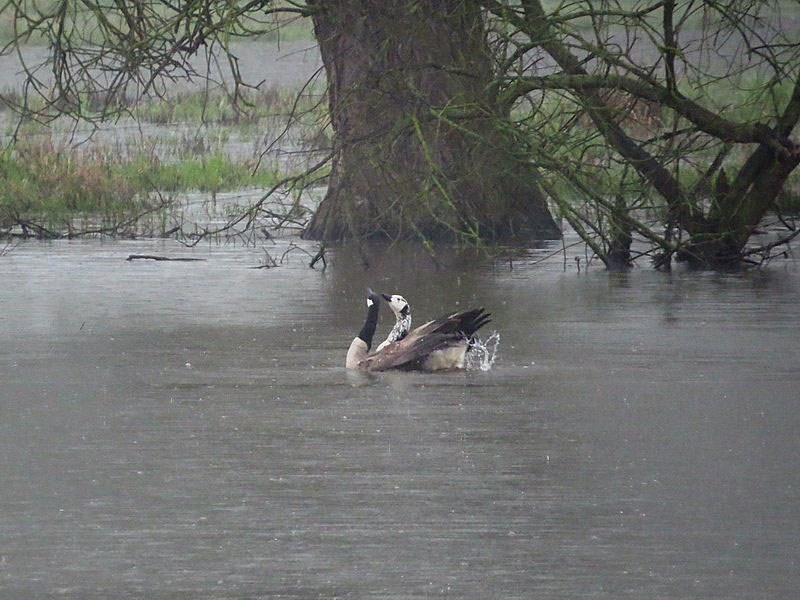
(375, 294, 411, 352)
(345, 289, 382, 369)
(346, 290, 491, 371)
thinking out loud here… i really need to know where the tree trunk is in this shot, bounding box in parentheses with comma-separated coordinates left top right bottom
(679, 152, 800, 267)
(303, 0, 559, 243)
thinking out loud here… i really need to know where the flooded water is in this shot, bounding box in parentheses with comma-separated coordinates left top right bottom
(1, 237, 799, 599)
(0, 42, 322, 93)
(0, 42, 324, 170)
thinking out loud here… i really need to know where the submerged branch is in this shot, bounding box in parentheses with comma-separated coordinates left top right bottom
(126, 254, 205, 262)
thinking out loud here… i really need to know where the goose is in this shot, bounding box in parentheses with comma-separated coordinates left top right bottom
(346, 290, 491, 371)
(375, 294, 411, 352)
(345, 289, 382, 370)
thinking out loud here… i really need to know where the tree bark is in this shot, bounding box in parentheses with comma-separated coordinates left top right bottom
(303, 0, 559, 243)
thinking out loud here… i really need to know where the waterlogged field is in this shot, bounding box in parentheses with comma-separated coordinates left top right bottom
(3, 32, 800, 241)
(0, 42, 325, 238)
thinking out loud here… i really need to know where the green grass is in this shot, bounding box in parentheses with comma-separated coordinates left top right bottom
(0, 140, 283, 235)
(0, 66, 327, 237)
(133, 87, 294, 126)
(119, 152, 280, 193)
(0, 143, 148, 232)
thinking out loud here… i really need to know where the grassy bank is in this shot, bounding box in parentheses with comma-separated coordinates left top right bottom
(0, 76, 329, 238)
(0, 137, 285, 237)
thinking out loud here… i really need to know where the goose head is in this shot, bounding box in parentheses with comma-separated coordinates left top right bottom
(381, 293, 410, 317)
(375, 292, 412, 352)
(366, 287, 381, 308)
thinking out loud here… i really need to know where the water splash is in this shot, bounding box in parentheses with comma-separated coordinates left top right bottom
(466, 331, 500, 371)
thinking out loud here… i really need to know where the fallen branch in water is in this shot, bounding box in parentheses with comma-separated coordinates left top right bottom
(279, 241, 327, 270)
(309, 243, 326, 270)
(1, 239, 19, 257)
(126, 254, 206, 262)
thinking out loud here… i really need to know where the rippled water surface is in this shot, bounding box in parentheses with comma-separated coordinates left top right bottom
(1, 238, 799, 599)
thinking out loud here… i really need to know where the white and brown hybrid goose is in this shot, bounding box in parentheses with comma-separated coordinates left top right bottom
(375, 294, 411, 352)
(346, 290, 490, 372)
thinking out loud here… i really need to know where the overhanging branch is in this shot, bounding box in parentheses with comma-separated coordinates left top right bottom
(501, 73, 796, 154)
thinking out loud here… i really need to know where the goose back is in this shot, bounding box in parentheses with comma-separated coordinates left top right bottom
(358, 307, 490, 372)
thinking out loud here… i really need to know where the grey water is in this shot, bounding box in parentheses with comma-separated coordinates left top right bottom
(1, 238, 799, 599)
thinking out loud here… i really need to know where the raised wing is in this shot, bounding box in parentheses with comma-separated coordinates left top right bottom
(358, 308, 491, 372)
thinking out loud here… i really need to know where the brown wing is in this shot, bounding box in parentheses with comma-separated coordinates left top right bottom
(359, 308, 491, 372)
(359, 332, 462, 372)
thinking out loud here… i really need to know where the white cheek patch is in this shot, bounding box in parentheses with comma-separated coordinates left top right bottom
(367, 298, 374, 307)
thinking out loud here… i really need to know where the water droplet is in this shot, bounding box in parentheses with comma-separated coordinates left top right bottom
(465, 331, 500, 371)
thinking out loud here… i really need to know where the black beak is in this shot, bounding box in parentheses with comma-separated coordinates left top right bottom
(381, 294, 391, 302)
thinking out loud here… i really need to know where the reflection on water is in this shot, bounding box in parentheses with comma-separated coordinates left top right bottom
(1, 238, 799, 599)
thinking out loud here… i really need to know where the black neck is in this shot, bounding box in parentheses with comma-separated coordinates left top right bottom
(358, 300, 380, 350)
